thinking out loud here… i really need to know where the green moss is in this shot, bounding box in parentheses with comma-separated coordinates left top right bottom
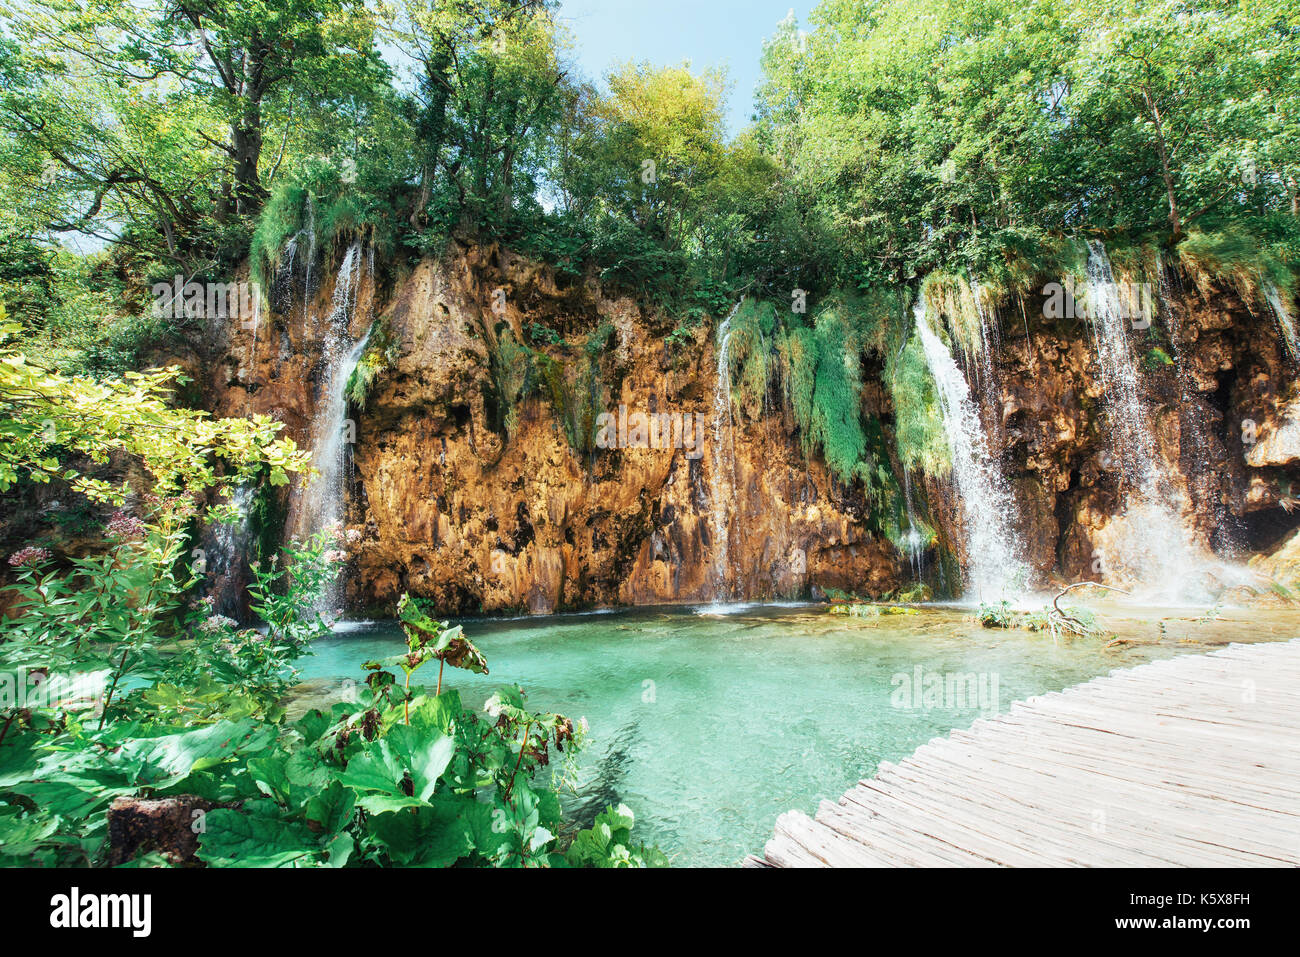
(886, 334, 950, 478)
(726, 299, 777, 422)
(346, 318, 399, 408)
(921, 272, 985, 357)
(1143, 346, 1174, 371)
(490, 329, 538, 437)
(535, 334, 607, 454)
(1178, 227, 1296, 311)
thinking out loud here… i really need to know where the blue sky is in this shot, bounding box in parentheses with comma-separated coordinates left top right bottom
(555, 1, 816, 137)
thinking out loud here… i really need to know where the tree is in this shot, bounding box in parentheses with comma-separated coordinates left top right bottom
(0, 0, 386, 270)
(381, 0, 565, 228)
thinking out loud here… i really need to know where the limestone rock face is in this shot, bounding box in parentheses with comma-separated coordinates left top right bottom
(978, 281, 1300, 584)
(1246, 397, 1300, 468)
(213, 240, 901, 614)
(203, 238, 1300, 610)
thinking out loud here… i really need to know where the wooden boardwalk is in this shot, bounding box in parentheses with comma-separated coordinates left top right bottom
(748, 640, 1300, 867)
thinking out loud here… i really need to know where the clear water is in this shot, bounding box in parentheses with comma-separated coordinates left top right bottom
(292, 601, 1286, 867)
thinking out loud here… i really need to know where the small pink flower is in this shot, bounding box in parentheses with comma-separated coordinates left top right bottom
(106, 511, 145, 541)
(323, 549, 347, 564)
(345, 528, 362, 544)
(8, 546, 52, 567)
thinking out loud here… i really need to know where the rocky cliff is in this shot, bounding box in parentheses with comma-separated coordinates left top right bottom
(204, 239, 1300, 614)
(937, 272, 1300, 591)
(211, 240, 899, 615)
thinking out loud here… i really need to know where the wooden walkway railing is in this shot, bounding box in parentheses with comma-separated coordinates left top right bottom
(747, 640, 1300, 867)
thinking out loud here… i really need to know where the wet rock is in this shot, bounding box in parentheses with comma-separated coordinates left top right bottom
(107, 795, 221, 866)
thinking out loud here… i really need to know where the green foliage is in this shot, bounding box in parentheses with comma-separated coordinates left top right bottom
(754, 0, 1300, 291)
(346, 320, 399, 409)
(0, 526, 661, 868)
(977, 600, 1013, 629)
(887, 336, 951, 478)
(565, 803, 668, 868)
(0, 318, 309, 503)
(1, 247, 169, 377)
(1177, 227, 1298, 312)
(790, 300, 869, 485)
(538, 350, 606, 454)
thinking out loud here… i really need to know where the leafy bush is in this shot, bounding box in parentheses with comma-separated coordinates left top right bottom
(566, 804, 668, 868)
(0, 328, 656, 867)
(977, 600, 1012, 629)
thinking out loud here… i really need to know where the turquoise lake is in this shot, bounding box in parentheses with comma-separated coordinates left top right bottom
(295, 601, 1288, 866)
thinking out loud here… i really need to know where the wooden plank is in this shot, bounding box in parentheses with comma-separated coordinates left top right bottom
(754, 639, 1300, 868)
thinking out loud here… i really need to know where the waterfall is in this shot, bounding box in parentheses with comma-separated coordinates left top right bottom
(969, 280, 1002, 440)
(1263, 280, 1298, 362)
(1081, 241, 1244, 602)
(901, 471, 926, 582)
(1082, 242, 1163, 490)
(708, 301, 742, 599)
(914, 300, 1026, 599)
(300, 196, 317, 323)
(207, 484, 255, 620)
(287, 240, 369, 615)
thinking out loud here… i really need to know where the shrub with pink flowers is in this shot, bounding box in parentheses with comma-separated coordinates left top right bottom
(7, 546, 52, 568)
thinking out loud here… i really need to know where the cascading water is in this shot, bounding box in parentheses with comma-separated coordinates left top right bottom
(708, 301, 742, 599)
(968, 280, 1003, 441)
(1081, 241, 1247, 602)
(914, 300, 1026, 600)
(1082, 242, 1163, 489)
(1263, 280, 1298, 362)
(901, 471, 926, 582)
(288, 240, 369, 614)
(206, 484, 255, 619)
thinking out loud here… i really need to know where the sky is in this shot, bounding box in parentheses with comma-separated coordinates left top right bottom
(555, 1, 817, 137)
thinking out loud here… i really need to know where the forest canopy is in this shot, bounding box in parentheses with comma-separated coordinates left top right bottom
(0, 0, 1292, 306)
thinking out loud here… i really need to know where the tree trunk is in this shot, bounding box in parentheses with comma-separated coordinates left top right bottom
(1143, 85, 1181, 237)
(231, 102, 265, 217)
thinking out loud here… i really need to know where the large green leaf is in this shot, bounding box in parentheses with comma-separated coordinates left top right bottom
(198, 803, 322, 868)
(337, 725, 455, 805)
